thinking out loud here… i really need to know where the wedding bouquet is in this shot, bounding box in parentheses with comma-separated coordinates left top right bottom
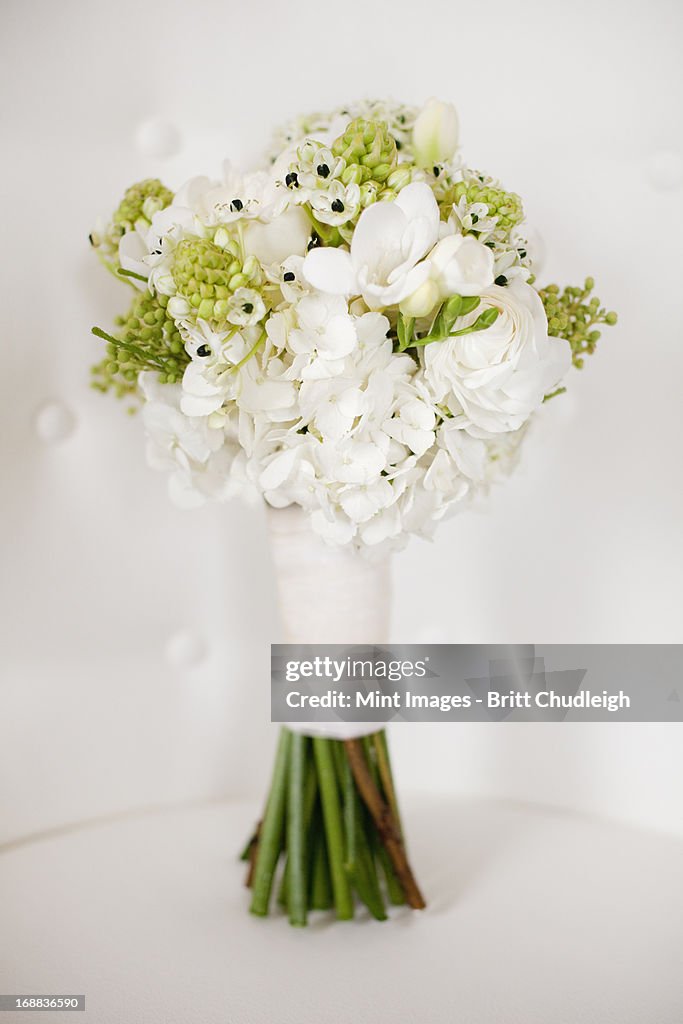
(90, 97, 616, 925)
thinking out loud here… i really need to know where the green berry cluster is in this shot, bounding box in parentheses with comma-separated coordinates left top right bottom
(90, 178, 173, 259)
(539, 278, 618, 368)
(332, 118, 398, 185)
(171, 237, 262, 327)
(450, 176, 524, 236)
(91, 289, 189, 399)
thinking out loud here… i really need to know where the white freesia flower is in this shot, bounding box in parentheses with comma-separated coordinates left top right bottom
(423, 279, 571, 434)
(302, 183, 440, 309)
(427, 232, 495, 298)
(412, 98, 459, 168)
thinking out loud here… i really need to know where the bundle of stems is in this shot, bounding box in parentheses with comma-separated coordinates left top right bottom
(241, 728, 425, 925)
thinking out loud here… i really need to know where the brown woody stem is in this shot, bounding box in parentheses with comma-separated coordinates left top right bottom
(343, 738, 426, 910)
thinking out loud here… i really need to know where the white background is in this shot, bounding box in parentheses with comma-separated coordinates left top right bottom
(1, 0, 683, 848)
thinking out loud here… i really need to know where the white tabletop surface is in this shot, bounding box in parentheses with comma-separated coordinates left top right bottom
(1, 796, 681, 1023)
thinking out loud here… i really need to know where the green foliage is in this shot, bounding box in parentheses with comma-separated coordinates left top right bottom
(396, 295, 500, 352)
(91, 290, 189, 399)
(539, 277, 618, 369)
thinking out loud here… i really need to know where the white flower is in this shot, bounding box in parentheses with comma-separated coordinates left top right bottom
(280, 292, 358, 378)
(383, 390, 437, 457)
(139, 373, 240, 508)
(427, 232, 495, 298)
(242, 206, 311, 266)
(226, 287, 266, 327)
(318, 437, 387, 485)
(302, 183, 440, 309)
(399, 279, 441, 318)
(298, 377, 366, 440)
(119, 204, 196, 286)
(309, 180, 361, 226)
(338, 478, 397, 523)
(412, 98, 459, 168)
(173, 161, 289, 224)
(423, 279, 571, 434)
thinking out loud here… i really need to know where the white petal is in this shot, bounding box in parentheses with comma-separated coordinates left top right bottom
(302, 247, 357, 295)
(350, 200, 406, 272)
(243, 206, 310, 265)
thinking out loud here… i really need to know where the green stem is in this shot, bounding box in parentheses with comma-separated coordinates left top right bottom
(278, 766, 318, 907)
(117, 267, 149, 283)
(250, 729, 291, 917)
(286, 734, 308, 926)
(313, 738, 354, 921)
(310, 812, 333, 910)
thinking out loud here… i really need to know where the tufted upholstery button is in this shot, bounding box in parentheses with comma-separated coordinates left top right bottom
(645, 151, 683, 191)
(34, 401, 76, 443)
(134, 118, 182, 160)
(165, 628, 207, 669)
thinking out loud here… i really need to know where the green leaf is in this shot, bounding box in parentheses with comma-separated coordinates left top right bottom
(397, 314, 415, 352)
(450, 306, 500, 337)
(459, 296, 481, 316)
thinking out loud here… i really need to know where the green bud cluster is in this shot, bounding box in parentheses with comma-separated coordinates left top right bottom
(113, 179, 173, 234)
(91, 289, 189, 399)
(171, 236, 262, 327)
(449, 176, 524, 236)
(90, 179, 173, 258)
(332, 118, 398, 185)
(539, 278, 618, 369)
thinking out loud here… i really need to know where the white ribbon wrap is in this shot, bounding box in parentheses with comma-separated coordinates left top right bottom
(267, 505, 390, 739)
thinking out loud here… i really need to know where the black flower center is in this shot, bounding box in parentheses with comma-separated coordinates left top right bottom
(330, 199, 345, 213)
(197, 345, 211, 357)
(316, 163, 330, 178)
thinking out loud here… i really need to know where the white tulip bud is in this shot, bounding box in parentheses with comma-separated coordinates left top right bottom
(412, 98, 459, 168)
(399, 278, 440, 318)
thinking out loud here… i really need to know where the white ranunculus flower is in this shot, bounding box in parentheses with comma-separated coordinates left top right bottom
(412, 98, 459, 168)
(427, 232, 495, 298)
(422, 279, 571, 434)
(302, 183, 440, 309)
